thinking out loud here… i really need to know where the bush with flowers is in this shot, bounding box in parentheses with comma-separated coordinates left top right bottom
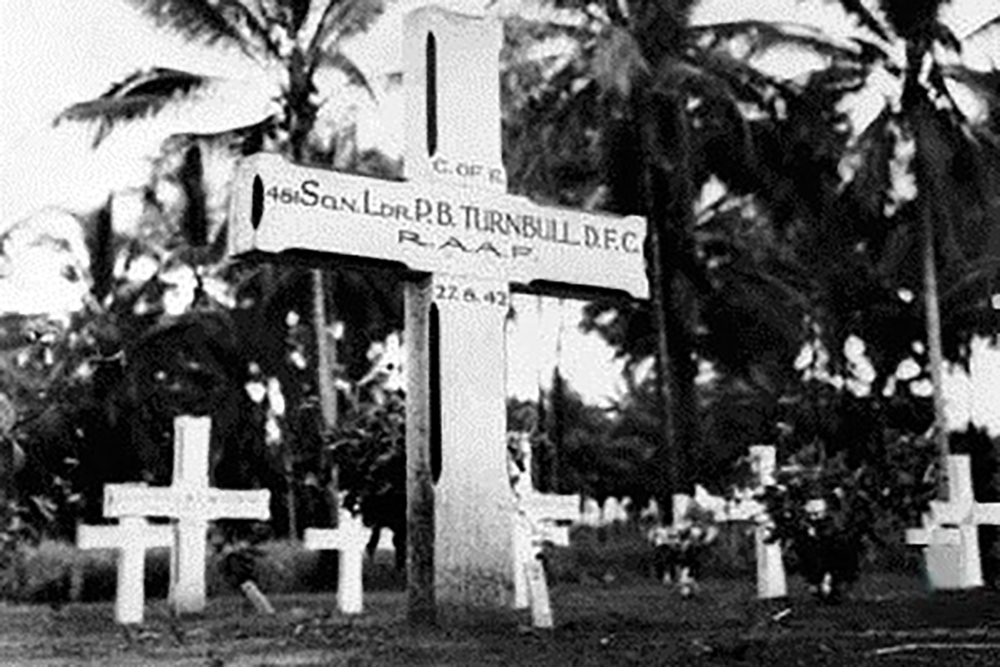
(755, 429, 937, 599)
(322, 334, 407, 569)
(646, 502, 719, 596)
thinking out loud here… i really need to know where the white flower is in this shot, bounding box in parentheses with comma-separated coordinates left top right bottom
(266, 378, 285, 416)
(245, 381, 266, 403)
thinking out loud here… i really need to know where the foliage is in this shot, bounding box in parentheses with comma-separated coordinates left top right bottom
(324, 341, 405, 545)
(758, 430, 937, 576)
(46, 0, 408, 542)
(508, 378, 655, 504)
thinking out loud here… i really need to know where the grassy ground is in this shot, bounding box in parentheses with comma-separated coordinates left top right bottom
(2, 573, 1000, 665)
(0, 524, 987, 665)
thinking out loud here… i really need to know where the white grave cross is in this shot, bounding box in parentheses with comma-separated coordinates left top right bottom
(77, 516, 173, 624)
(103, 417, 271, 614)
(304, 508, 370, 614)
(906, 454, 1000, 589)
(749, 445, 787, 599)
(228, 6, 646, 614)
(509, 433, 579, 626)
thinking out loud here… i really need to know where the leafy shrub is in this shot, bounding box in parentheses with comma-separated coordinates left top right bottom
(324, 365, 406, 567)
(759, 430, 937, 575)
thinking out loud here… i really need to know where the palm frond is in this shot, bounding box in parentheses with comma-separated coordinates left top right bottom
(308, 0, 383, 56)
(943, 65, 1000, 109)
(126, 0, 278, 59)
(54, 68, 213, 147)
(692, 20, 865, 64)
(313, 50, 374, 98)
(275, 0, 311, 36)
(962, 12, 1000, 42)
(836, 0, 891, 42)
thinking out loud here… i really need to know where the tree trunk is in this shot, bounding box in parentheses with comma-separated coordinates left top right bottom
(638, 91, 703, 517)
(638, 97, 680, 519)
(312, 269, 341, 524)
(921, 196, 950, 499)
(405, 278, 436, 626)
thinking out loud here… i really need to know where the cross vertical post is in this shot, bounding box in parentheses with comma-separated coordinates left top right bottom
(169, 416, 211, 614)
(227, 4, 647, 623)
(749, 445, 787, 599)
(402, 7, 515, 614)
(77, 516, 173, 624)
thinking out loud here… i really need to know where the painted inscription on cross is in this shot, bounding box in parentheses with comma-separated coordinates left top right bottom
(104, 417, 271, 615)
(228, 5, 647, 618)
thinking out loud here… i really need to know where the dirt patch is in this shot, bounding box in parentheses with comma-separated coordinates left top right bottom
(2, 575, 1000, 665)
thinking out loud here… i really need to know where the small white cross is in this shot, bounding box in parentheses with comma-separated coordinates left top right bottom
(304, 509, 370, 614)
(906, 454, 1000, 589)
(103, 417, 270, 615)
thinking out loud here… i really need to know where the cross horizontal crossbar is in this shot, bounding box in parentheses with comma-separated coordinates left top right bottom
(229, 154, 648, 299)
(104, 485, 270, 521)
(534, 523, 570, 548)
(78, 519, 173, 550)
(522, 494, 580, 524)
(303, 525, 370, 551)
(906, 526, 963, 546)
(924, 501, 1000, 527)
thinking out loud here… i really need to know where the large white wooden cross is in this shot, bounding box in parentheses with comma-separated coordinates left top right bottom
(77, 516, 173, 624)
(228, 5, 646, 616)
(906, 454, 1000, 589)
(104, 416, 271, 614)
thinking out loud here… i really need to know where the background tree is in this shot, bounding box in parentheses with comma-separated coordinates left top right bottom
(503, 0, 852, 511)
(55, 0, 403, 533)
(787, 0, 1000, 494)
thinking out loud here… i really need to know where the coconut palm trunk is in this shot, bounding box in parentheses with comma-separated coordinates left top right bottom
(312, 267, 341, 523)
(921, 197, 950, 491)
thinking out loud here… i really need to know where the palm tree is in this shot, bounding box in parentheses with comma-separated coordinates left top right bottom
(504, 1, 846, 513)
(56, 0, 390, 512)
(56, 0, 392, 528)
(783, 0, 1000, 496)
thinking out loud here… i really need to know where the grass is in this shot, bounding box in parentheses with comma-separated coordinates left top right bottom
(2, 574, 1000, 665)
(1, 523, 999, 664)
